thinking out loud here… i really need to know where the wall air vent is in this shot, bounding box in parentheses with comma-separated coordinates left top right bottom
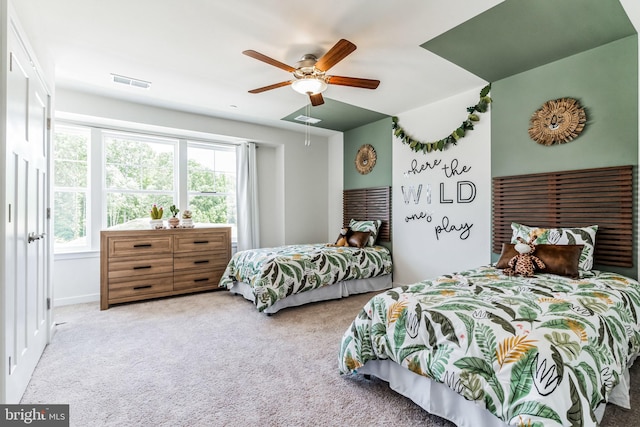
(111, 73, 151, 89)
(294, 115, 321, 124)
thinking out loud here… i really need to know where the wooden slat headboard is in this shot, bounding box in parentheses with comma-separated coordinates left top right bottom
(343, 186, 392, 242)
(492, 165, 634, 268)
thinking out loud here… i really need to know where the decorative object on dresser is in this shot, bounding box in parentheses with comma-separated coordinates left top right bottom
(149, 204, 164, 229)
(168, 204, 180, 228)
(181, 209, 194, 228)
(100, 226, 231, 310)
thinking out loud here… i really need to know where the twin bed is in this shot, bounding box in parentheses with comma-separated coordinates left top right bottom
(220, 166, 639, 426)
(219, 186, 394, 314)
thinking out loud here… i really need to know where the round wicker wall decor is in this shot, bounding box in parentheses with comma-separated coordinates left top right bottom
(528, 98, 586, 146)
(355, 144, 377, 175)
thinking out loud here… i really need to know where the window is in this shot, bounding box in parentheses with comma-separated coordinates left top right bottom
(52, 123, 238, 254)
(187, 143, 236, 237)
(53, 125, 90, 251)
(104, 132, 176, 228)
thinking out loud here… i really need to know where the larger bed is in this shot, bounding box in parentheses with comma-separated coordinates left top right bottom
(339, 166, 637, 426)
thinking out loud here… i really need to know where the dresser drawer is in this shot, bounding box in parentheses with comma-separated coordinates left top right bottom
(174, 232, 229, 254)
(173, 249, 229, 271)
(108, 255, 173, 279)
(173, 268, 225, 291)
(108, 236, 173, 258)
(108, 274, 174, 300)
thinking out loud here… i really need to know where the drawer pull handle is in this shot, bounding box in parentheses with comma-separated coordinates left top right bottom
(133, 244, 152, 248)
(133, 285, 152, 290)
(194, 260, 209, 264)
(133, 265, 152, 270)
(194, 278, 209, 282)
(194, 240, 209, 244)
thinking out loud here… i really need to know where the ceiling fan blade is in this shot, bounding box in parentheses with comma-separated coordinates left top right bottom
(327, 75, 380, 89)
(315, 39, 357, 72)
(309, 93, 324, 106)
(248, 81, 292, 94)
(243, 50, 296, 73)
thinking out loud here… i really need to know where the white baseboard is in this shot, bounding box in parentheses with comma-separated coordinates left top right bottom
(54, 293, 100, 306)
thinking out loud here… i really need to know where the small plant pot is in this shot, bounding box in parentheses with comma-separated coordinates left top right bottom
(149, 219, 164, 229)
(181, 218, 193, 228)
(168, 217, 180, 228)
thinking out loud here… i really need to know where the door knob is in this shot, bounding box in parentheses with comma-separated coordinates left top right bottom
(27, 232, 45, 243)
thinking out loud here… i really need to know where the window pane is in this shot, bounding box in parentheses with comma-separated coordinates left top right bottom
(188, 195, 236, 225)
(187, 145, 236, 195)
(53, 125, 89, 252)
(54, 127, 89, 187)
(106, 193, 174, 228)
(54, 190, 87, 248)
(105, 134, 175, 191)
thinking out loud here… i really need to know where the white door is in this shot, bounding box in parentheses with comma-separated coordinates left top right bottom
(3, 15, 51, 403)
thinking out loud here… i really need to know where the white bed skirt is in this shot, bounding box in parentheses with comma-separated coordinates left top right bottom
(356, 358, 628, 426)
(227, 273, 392, 314)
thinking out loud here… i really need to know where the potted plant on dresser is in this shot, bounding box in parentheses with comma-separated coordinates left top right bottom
(168, 205, 180, 228)
(149, 204, 164, 229)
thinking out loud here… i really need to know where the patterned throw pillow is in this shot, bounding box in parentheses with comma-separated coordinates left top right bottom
(510, 222, 598, 272)
(349, 219, 381, 247)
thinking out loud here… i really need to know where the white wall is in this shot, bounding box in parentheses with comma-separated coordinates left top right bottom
(52, 89, 336, 305)
(327, 133, 344, 242)
(392, 87, 491, 284)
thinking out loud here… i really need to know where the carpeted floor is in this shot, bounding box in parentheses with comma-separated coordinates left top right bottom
(21, 290, 640, 426)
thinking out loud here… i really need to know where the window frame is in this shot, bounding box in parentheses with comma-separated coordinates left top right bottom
(52, 120, 240, 256)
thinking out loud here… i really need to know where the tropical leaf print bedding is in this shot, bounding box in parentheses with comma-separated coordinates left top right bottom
(219, 244, 392, 312)
(339, 265, 640, 426)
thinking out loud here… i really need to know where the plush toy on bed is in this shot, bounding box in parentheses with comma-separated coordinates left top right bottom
(332, 227, 351, 247)
(503, 235, 546, 277)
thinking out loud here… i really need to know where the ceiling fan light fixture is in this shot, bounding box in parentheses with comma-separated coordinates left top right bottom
(291, 77, 327, 95)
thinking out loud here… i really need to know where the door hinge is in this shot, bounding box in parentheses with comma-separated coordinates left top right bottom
(47, 118, 52, 131)
(9, 52, 13, 72)
(8, 204, 11, 223)
(8, 357, 11, 375)
(47, 207, 51, 219)
(47, 298, 51, 310)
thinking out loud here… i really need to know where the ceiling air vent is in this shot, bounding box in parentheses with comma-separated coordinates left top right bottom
(294, 115, 321, 124)
(111, 73, 151, 89)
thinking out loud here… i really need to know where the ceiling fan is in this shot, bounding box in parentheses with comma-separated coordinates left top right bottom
(243, 39, 380, 106)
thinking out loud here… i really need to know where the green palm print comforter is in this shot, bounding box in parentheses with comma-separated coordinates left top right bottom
(219, 244, 392, 312)
(339, 265, 640, 426)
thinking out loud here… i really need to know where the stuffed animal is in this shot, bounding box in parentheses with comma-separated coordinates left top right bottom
(503, 235, 546, 277)
(332, 227, 351, 247)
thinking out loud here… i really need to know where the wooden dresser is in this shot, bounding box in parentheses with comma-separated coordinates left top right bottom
(100, 226, 231, 310)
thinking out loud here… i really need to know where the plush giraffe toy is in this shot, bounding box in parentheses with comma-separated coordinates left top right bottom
(503, 235, 546, 277)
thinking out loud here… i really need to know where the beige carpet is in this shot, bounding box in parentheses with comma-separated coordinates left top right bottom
(21, 290, 640, 426)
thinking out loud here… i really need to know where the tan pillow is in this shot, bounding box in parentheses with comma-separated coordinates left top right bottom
(348, 231, 371, 248)
(496, 243, 584, 278)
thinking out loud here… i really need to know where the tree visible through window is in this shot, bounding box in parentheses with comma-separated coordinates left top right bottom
(187, 143, 236, 234)
(104, 132, 175, 227)
(53, 125, 89, 250)
(52, 124, 238, 253)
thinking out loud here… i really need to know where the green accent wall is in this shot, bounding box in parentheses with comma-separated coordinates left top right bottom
(343, 117, 392, 190)
(492, 35, 638, 176)
(491, 35, 638, 278)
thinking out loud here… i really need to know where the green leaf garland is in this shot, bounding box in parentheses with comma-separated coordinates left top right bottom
(392, 84, 492, 154)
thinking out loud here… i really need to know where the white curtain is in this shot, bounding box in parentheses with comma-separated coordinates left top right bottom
(236, 141, 260, 251)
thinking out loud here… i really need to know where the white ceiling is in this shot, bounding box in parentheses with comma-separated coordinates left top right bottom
(12, 0, 503, 135)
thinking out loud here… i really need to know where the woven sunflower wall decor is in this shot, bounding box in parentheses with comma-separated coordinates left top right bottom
(355, 144, 377, 175)
(528, 98, 586, 146)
